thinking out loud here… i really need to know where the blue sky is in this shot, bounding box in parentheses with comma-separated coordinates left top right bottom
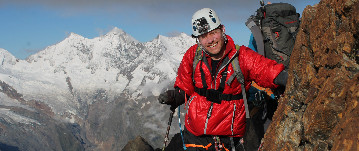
(0, 0, 320, 59)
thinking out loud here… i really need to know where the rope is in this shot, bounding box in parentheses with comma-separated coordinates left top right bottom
(178, 106, 187, 150)
(257, 140, 264, 151)
(185, 143, 212, 150)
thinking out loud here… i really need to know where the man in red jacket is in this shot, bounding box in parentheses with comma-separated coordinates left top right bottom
(159, 8, 287, 151)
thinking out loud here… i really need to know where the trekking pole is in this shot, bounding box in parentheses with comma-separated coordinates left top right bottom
(162, 109, 175, 151)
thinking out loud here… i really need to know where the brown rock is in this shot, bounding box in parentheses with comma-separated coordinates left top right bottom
(121, 136, 154, 151)
(261, 0, 359, 150)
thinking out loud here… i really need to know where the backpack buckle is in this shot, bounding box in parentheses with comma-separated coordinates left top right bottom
(206, 89, 222, 104)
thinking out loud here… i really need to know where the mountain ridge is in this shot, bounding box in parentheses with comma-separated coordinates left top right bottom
(0, 27, 195, 150)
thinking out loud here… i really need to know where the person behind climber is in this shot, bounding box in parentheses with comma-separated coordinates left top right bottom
(158, 8, 288, 151)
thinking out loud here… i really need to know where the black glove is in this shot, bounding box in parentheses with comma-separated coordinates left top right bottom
(158, 88, 186, 111)
(273, 70, 288, 99)
(274, 70, 288, 87)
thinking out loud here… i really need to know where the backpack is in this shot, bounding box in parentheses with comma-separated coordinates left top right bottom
(246, 2, 300, 69)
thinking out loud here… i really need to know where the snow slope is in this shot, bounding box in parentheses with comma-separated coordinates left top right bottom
(0, 27, 195, 119)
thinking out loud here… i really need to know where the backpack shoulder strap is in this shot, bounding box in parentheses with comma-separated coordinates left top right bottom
(227, 45, 244, 85)
(193, 45, 203, 76)
(230, 45, 250, 118)
(245, 17, 265, 56)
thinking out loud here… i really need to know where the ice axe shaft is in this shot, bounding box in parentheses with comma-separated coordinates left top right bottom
(162, 110, 175, 151)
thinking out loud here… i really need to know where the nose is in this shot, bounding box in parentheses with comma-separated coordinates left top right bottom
(206, 35, 216, 44)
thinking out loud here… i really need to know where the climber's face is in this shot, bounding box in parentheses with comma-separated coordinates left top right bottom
(198, 27, 225, 60)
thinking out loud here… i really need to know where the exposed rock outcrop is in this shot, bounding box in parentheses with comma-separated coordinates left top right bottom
(121, 134, 184, 151)
(262, 0, 359, 150)
(121, 136, 155, 151)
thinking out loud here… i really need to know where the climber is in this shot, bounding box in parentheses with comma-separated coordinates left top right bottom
(158, 8, 288, 151)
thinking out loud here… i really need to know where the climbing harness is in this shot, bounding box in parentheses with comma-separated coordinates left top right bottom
(213, 136, 221, 150)
(213, 136, 230, 151)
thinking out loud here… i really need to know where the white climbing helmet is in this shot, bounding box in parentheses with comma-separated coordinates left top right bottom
(191, 8, 221, 37)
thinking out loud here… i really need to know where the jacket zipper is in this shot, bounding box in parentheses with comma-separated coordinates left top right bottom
(231, 103, 236, 135)
(213, 51, 239, 89)
(203, 50, 239, 134)
(186, 96, 195, 125)
(204, 102, 214, 134)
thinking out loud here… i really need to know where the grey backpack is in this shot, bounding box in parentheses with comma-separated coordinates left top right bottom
(246, 2, 300, 69)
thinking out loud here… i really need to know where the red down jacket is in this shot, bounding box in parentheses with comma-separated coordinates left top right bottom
(174, 35, 284, 137)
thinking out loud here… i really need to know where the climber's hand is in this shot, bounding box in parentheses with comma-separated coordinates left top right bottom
(158, 88, 186, 112)
(158, 90, 175, 105)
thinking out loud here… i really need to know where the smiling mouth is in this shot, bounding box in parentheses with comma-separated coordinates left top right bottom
(209, 42, 218, 48)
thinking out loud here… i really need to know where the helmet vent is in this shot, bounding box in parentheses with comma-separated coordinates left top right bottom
(209, 10, 216, 23)
(193, 17, 209, 35)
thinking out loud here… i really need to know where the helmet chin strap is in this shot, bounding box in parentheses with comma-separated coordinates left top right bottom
(222, 32, 228, 43)
(196, 33, 228, 58)
(198, 43, 213, 57)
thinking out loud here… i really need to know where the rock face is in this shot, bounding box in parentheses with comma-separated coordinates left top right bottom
(121, 136, 155, 151)
(262, 0, 359, 150)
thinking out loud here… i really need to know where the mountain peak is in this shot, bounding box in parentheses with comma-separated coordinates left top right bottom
(108, 27, 125, 35)
(0, 48, 18, 65)
(103, 27, 139, 43)
(0, 48, 15, 58)
(66, 32, 85, 40)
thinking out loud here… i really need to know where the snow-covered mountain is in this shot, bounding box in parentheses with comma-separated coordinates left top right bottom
(0, 27, 195, 150)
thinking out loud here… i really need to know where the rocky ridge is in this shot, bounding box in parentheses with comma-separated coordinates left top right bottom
(262, 0, 359, 150)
